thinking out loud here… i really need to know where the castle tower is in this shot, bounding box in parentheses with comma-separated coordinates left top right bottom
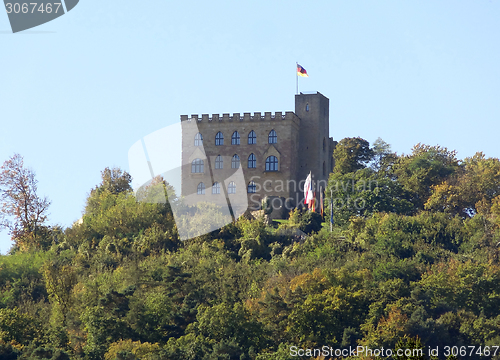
(295, 92, 332, 194)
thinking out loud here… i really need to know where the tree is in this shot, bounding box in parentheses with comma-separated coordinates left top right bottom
(42, 260, 77, 325)
(105, 340, 161, 360)
(326, 168, 413, 226)
(333, 137, 374, 174)
(288, 208, 323, 234)
(392, 144, 460, 210)
(371, 137, 397, 173)
(425, 152, 500, 217)
(0, 307, 38, 345)
(0, 154, 50, 249)
(393, 335, 426, 360)
(99, 167, 132, 194)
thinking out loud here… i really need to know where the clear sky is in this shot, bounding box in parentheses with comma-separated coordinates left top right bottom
(1, 1, 499, 253)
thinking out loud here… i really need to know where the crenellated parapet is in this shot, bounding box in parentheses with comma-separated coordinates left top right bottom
(180, 111, 299, 123)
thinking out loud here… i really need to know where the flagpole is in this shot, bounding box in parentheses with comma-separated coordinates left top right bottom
(330, 189, 333, 232)
(296, 62, 298, 95)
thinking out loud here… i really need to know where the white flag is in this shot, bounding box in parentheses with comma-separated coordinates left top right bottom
(303, 172, 313, 205)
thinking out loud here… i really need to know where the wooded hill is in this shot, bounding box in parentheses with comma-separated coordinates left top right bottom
(0, 138, 499, 360)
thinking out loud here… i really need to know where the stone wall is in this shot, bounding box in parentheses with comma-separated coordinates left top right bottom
(180, 92, 335, 219)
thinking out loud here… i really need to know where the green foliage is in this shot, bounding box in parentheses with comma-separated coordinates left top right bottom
(327, 168, 413, 225)
(175, 202, 232, 241)
(236, 217, 274, 260)
(0, 340, 20, 359)
(0, 307, 38, 345)
(0, 251, 48, 308)
(261, 197, 272, 215)
(18, 344, 71, 360)
(254, 343, 297, 360)
(189, 302, 267, 354)
(371, 137, 398, 173)
(425, 152, 500, 217)
(97, 167, 132, 195)
(82, 189, 175, 242)
(1, 149, 500, 359)
(416, 260, 500, 318)
(333, 137, 374, 174)
(104, 339, 161, 360)
(287, 208, 322, 234)
(42, 255, 77, 324)
(393, 335, 426, 360)
(392, 144, 460, 209)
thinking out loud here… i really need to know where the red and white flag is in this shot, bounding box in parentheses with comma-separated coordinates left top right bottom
(304, 172, 314, 207)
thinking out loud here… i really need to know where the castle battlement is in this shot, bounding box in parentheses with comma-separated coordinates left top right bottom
(180, 111, 298, 122)
(180, 92, 334, 215)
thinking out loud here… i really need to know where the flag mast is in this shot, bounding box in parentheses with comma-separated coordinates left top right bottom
(296, 62, 298, 95)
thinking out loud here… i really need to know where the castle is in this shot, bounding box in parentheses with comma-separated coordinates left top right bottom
(180, 92, 335, 218)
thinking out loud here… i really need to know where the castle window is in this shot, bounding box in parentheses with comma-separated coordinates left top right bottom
(323, 161, 326, 176)
(194, 133, 203, 146)
(265, 156, 278, 171)
(306, 104, 309, 112)
(197, 182, 205, 195)
(268, 129, 277, 144)
(231, 154, 240, 168)
(248, 130, 256, 145)
(212, 182, 221, 194)
(228, 181, 236, 194)
(231, 131, 240, 145)
(247, 181, 256, 193)
(248, 153, 256, 168)
(215, 155, 223, 169)
(191, 159, 204, 173)
(215, 132, 224, 146)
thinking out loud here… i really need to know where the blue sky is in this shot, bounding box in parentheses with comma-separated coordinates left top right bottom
(1, 1, 499, 253)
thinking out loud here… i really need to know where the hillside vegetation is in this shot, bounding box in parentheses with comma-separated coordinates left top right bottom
(1, 138, 500, 359)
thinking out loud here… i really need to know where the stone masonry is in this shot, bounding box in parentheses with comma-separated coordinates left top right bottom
(180, 92, 336, 218)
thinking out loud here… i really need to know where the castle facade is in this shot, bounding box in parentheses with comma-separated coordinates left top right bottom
(180, 92, 335, 217)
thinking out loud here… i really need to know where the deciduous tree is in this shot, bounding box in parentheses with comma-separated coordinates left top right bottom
(392, 144, 460, 210)
(333, 137, 374, 174)
(0, 154, 50, 250)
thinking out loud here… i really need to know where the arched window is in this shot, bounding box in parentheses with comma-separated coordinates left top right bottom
(215, 155, 223, 169)
(215, 132, 224, 146)
(228, 181, 236, 194)
(231, 154, 240, 169)
(323, 161, 326, 176)
(194, 133, 203, 146)
(191, 159, 204, 173)
(268, 129, 277, 144)
(197, 182, 205, 195)
(306, 103, 309, 112)
(247, 181, 256, 193)
(212, 182, 220, 194)
(248, 130, 256, 145)
(248, 153, 256, 168)
(265, 156, 278, 171)
(231, 131, 240, 145)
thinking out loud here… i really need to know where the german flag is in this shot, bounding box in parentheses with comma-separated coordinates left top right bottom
(297, 64, 308, 77)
